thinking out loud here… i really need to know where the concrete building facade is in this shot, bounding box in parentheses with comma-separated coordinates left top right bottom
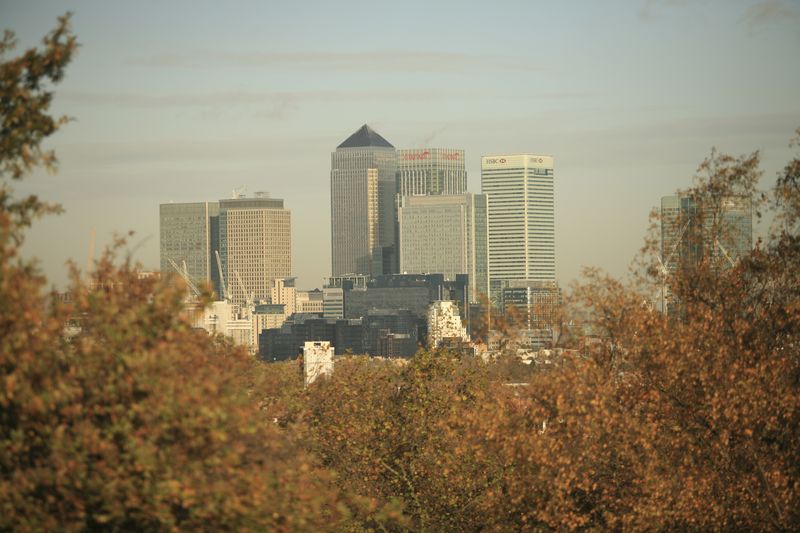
(427, 300, 469, 348)
(303, 341, 334, 387)
(271, 277, 297, 317)
(297, 289, 324, 314)
(219, 194, 291, 306)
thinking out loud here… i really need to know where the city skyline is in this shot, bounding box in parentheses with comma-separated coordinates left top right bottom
(5, 0, 798, 290)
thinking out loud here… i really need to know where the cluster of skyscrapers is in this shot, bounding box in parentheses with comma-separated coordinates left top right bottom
(330, 124, 557, 311)
(158, 123, 561, 357)
(159, 192, 291, 305)
(159, 122, 754, 358)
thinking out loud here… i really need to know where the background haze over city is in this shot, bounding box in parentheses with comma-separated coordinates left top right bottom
(3, 0, 799, 289)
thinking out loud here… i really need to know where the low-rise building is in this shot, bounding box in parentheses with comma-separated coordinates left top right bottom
(427, 300, 469, 348)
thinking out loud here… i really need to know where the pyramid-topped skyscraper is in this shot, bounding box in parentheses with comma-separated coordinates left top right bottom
(330, 124, 397, 276)
(337, 124, 394, 149)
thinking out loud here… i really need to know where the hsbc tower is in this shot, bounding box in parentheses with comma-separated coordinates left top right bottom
(481, 154, 555, 304)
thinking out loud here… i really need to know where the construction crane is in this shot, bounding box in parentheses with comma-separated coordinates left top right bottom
(214, 250, 227, 301)
(232, 270, 255, 320)
(233, 270, 254, 308)
(715, 238, 737, 269)
(167, 258, 201, 298)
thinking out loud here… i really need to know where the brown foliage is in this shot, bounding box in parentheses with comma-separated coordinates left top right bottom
(0, 17, 341, 531)
(301, 142, 800, 530)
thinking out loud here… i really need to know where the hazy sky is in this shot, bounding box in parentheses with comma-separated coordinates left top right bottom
(3, 0, 799, 290)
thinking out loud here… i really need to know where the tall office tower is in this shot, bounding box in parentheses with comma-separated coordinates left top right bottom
(397, 148, 467, 197)
(397, 193, 488, 302)
(159, 201, 220, 290)
(660, 194, 752, 311)
(331, 124, 397, 277)
(219, 193, 291, 306)
(481, 155, 555, 304)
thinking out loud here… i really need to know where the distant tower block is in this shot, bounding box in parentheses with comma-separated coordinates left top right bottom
(304, 341, 334, 386)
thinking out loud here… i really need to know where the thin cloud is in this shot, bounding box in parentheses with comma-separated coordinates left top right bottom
(59, 89, 590, 111)
(59, 89, 456, 110)
(638, 0, 693, 20)
(741, 0, 800, 29)
(125, 50, 546, 73)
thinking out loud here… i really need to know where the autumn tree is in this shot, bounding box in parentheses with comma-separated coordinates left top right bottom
(301, 139, 800, 531)
(0, 16, 342, 530)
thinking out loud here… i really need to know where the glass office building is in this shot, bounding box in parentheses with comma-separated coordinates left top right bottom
(660, 194, 752, 313)
(661, 194, 752, 271)
(331, 124, 397, 276)
(397, 193, 488, 302)
(159, 201, 220, 290)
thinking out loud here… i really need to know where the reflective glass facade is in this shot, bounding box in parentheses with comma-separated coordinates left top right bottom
(159, 201, 219, 288)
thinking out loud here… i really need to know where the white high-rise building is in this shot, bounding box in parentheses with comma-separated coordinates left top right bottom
(481, 154, 555, 304)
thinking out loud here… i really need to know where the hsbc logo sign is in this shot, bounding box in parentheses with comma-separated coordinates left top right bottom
(531, 157, 544, 163)
(485, 158, 506, 164)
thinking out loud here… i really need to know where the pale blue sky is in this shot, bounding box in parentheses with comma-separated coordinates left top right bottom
(3, 0, 799, 289)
